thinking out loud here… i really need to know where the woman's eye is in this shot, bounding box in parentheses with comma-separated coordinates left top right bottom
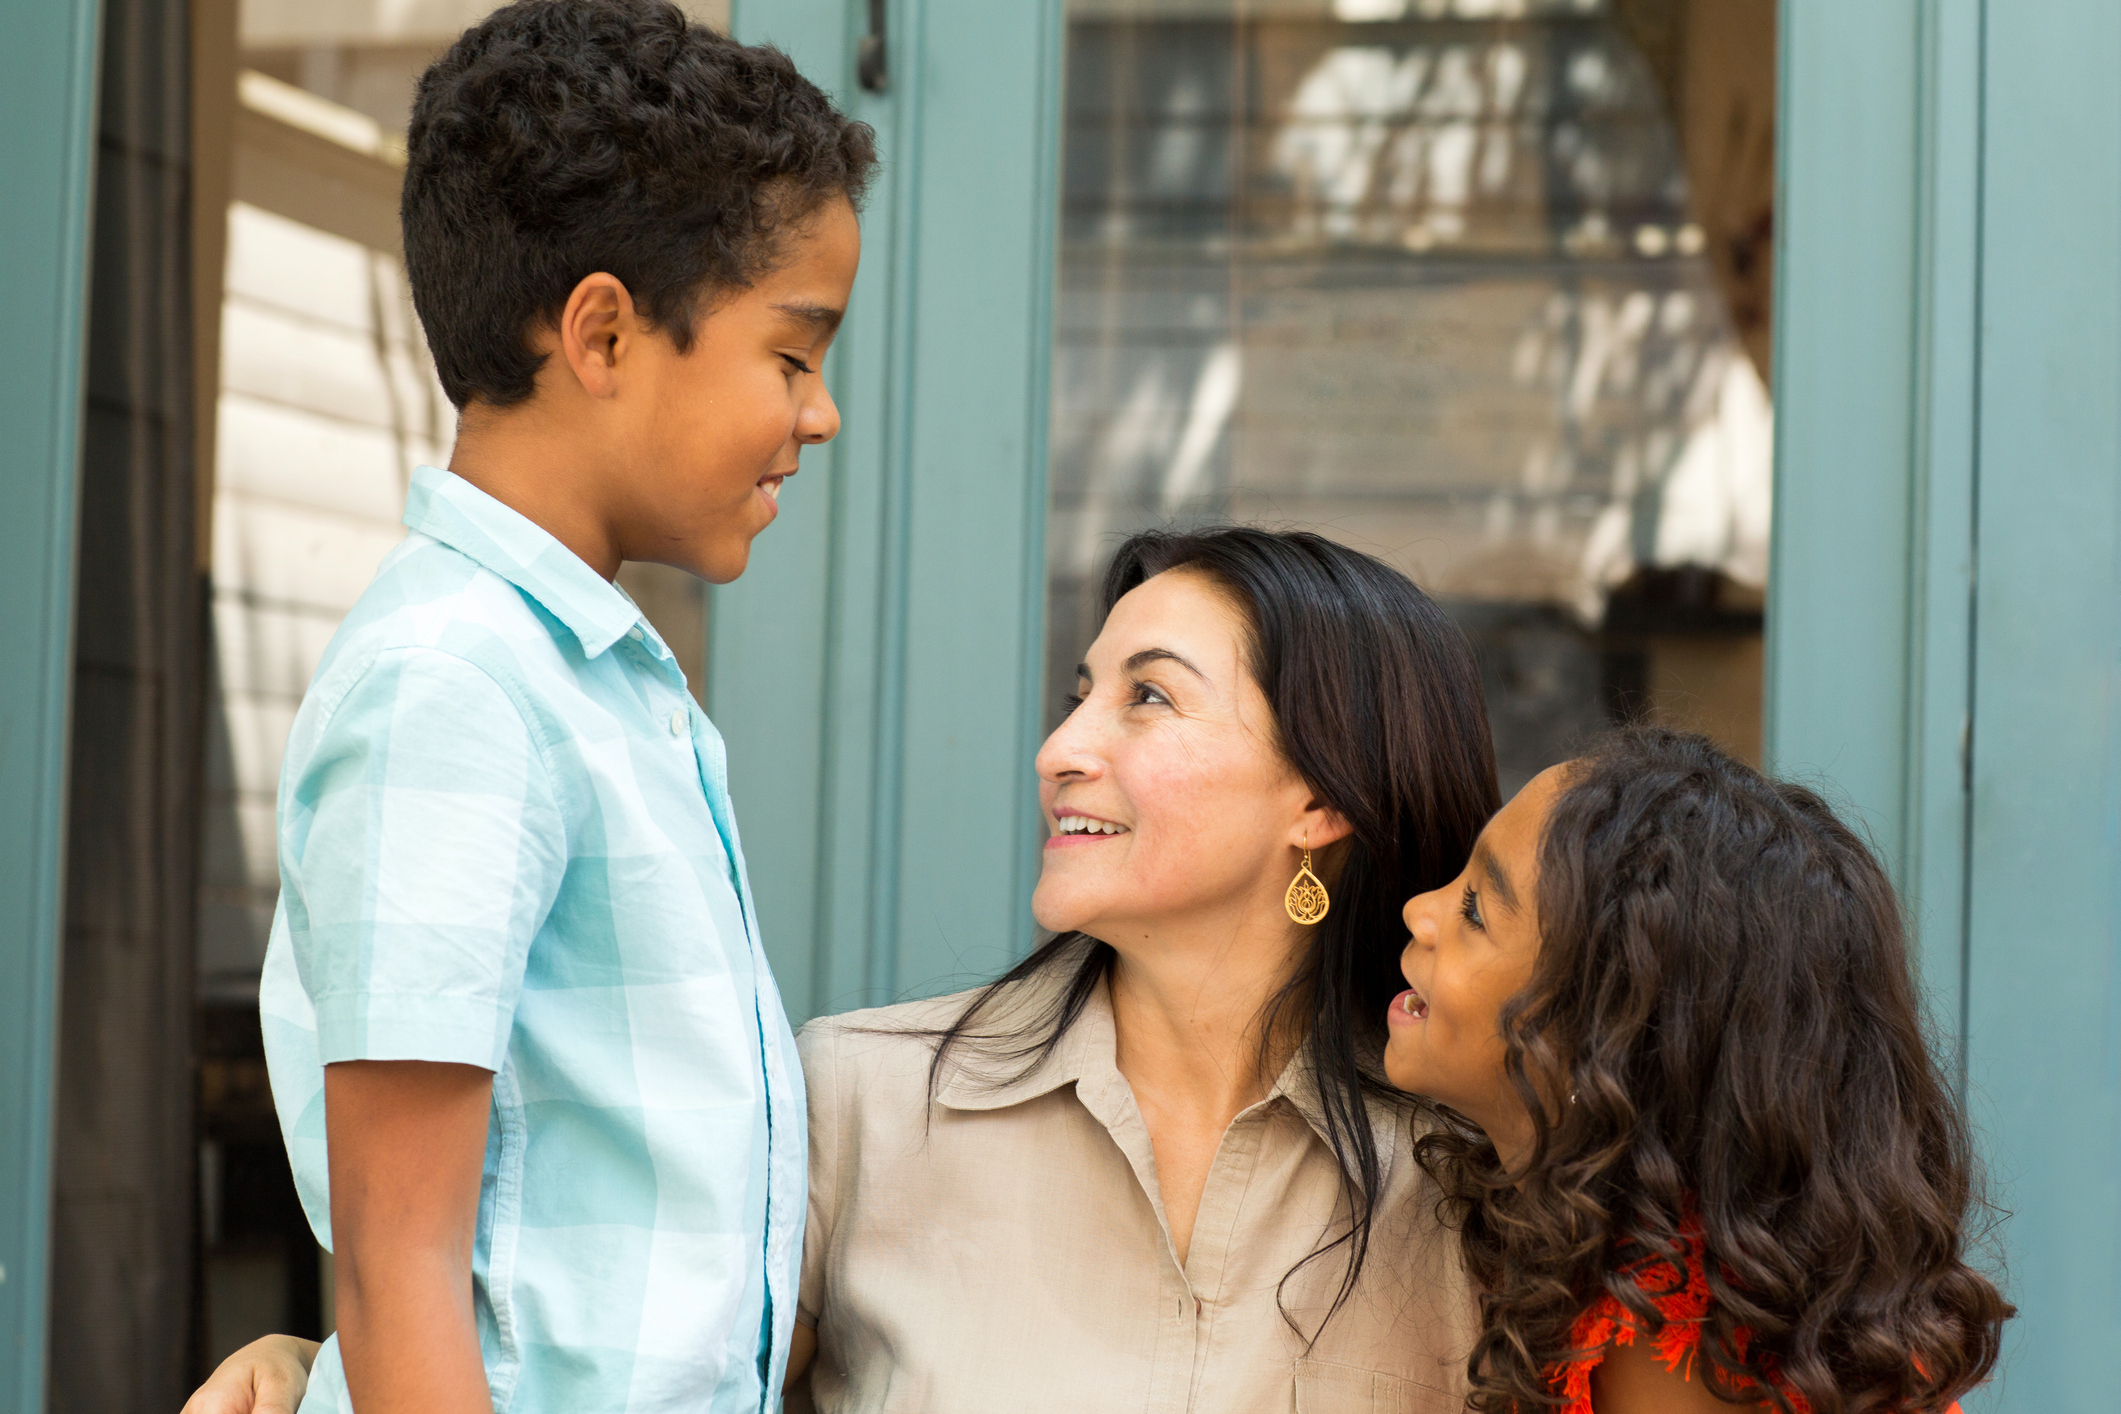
(1060, 692, 1084, 714)
(1130, 681, 1168, 706)
(1459, 884, 1485, 932)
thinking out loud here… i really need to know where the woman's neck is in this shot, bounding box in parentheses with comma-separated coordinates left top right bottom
(1102, 920, 1308, 1266)
(1106, 925, 1306, 1140)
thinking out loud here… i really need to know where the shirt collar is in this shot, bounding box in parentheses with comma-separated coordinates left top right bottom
(932, 953, 1105, 1112)
(933, 944, 1402, 1176)
(402, 464, 643, 658)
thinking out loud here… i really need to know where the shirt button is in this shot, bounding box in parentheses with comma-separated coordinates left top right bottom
(668, 709, 687, 737)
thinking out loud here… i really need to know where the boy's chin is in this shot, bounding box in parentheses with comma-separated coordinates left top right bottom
(684, 534, 756, 585)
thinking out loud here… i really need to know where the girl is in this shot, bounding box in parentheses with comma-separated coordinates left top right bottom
(1386, 729, 2012, 1414)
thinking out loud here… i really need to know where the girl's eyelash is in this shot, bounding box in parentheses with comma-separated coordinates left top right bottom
(1460, 883, 1485, 932)
(782, 354, 816, 375)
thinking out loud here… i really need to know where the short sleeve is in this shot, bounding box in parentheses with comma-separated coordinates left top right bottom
(281, 645, 566, 1072)
(795, 1019, 844, 1327)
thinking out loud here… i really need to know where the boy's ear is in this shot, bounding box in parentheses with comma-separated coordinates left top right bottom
(554, 272, 637, 399)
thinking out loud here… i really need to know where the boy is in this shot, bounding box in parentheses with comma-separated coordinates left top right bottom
(251, 4, 871, 1411)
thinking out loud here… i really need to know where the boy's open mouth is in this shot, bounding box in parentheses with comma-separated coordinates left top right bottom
(760, 474, 785, 501)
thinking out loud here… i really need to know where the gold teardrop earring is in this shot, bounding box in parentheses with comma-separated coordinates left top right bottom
(1284, 844, 1330, 926)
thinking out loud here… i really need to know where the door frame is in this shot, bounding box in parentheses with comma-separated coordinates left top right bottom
(0, 0, 103, 1404)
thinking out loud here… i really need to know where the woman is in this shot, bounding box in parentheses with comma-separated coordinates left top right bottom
(1385, 729, 2011, 1413)
(187, 527, 1501, 1413)
(786, 529, 1497, 1411)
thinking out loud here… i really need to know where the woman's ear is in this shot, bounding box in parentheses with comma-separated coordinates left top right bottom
(1295, 800, 1355, 851)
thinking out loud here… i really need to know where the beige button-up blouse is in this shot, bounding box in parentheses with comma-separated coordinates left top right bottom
(790, 966, 1476, 1414)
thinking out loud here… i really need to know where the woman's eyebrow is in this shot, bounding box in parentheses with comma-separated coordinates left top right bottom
(1475, 844, 1521, 914)
(1123, 647, 1207, 680)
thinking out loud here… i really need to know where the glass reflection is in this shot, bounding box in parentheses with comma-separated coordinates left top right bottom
(1048, 0, 1772, 793)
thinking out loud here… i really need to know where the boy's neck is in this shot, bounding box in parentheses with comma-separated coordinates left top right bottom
(448, 403, 626, 582)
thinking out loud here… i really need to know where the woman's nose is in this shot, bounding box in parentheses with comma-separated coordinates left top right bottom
(1034, 712, 1097, 783)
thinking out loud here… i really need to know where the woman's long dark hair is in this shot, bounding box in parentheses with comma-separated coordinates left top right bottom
(1417, 728, 2013, 1413)
(926, 527, 1499, 1331)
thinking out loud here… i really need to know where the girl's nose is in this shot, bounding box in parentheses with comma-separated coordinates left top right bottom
(1402, 887, 1443, 944)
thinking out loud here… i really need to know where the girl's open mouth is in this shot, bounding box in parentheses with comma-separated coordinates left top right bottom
(1388, 988, 1429, 1025)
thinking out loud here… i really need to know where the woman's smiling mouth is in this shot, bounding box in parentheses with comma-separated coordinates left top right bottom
(1047, 813, 1132, 848)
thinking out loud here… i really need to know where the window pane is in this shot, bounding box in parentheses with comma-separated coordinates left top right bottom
(1046, 0, 1775, 795)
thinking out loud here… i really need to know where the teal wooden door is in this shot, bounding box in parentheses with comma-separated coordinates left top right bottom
(0, 0, 102, 1405)
(713, 0, 1063, 1023)
(1771, 2, 2121, 1407)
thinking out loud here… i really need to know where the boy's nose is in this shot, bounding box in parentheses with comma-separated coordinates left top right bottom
(799, 383, 840, 444)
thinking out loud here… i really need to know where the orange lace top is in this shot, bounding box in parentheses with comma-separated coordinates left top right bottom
(1546, 1218, 1963, 1414)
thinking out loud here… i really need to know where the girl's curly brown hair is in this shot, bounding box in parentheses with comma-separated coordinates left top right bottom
(1414, 728, 2013, 1413)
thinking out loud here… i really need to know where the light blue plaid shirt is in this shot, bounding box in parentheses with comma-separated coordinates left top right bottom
(261, 465, 804, 1413)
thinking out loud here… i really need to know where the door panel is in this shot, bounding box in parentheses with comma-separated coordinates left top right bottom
(1962, 3, 2121, 1407)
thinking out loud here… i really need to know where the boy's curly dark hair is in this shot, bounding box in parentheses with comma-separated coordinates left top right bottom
(1415, 728, 2013, 1413)
(403, 0, 876, 408)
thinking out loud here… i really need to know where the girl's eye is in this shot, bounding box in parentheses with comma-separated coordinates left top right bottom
(781, 354, 816, 375)
(1459, 884, 1485, 932)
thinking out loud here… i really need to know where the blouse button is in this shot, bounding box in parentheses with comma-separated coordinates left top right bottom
(668, 709, 687, 737)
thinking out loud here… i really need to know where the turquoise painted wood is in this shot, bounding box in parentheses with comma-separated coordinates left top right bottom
(1767, 0, 1984, 1019)
(1900, 0, 1982, 1047)
(1960, 2, 2121, 1407)
(715, 0, 1063, 1023)
(1772, 1, 2121, 1407)
(0, 0, 102, 1404)
(1765, 0, 1942, 936)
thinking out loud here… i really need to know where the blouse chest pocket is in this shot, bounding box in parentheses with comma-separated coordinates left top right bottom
(1293, 1358, 1460, 1414)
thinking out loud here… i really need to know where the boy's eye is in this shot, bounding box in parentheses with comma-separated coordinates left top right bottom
(781, 353, 816, 375)
(1459, 884, 1485, 932)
